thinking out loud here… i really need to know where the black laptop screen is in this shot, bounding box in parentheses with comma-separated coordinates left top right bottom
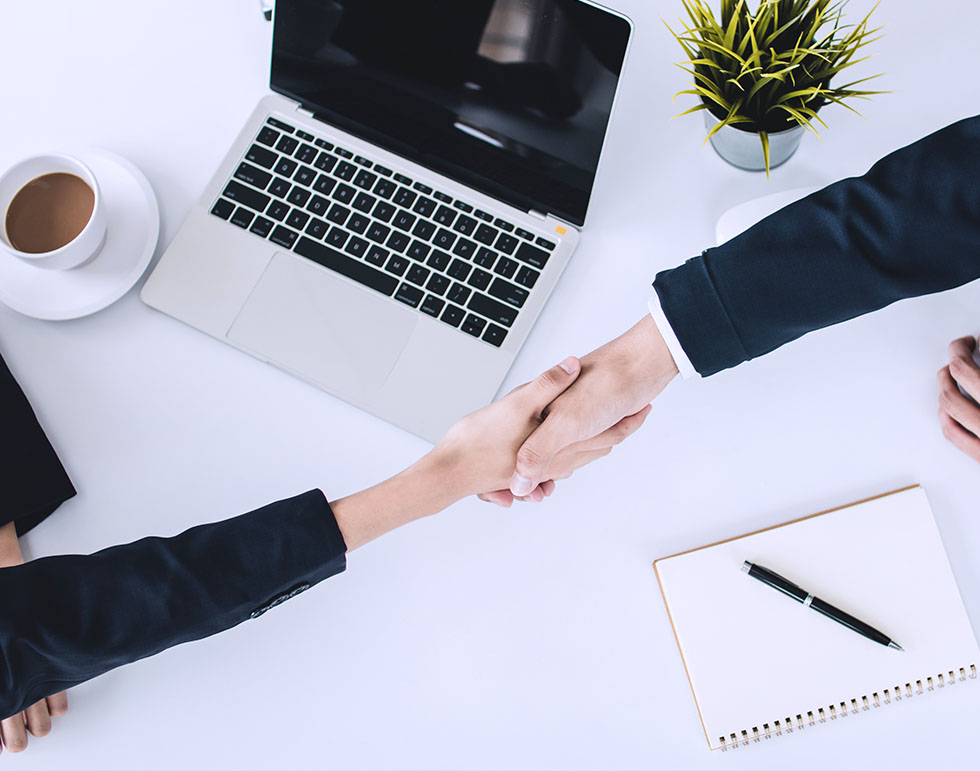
(270, 0, 631, 227)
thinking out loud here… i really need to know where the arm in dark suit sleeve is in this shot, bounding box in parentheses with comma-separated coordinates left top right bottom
(653, 115, 980, 376)
(0, 489, 346, 719)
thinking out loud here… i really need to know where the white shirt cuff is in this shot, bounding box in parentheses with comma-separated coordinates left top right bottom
(648, 293, 698, 379)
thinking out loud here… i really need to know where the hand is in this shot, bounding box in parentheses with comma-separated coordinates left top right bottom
(499, 315, 679, 502)
(937, 335, 980, 462)
(0, 523, 69, 755)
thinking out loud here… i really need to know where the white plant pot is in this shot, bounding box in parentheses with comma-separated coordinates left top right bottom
(703, 110, 805, 171)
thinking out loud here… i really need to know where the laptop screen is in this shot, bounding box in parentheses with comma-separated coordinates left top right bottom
(271, 0, 631, 227)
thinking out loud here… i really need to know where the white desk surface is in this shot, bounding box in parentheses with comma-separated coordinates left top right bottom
(2, 1, 979, 769)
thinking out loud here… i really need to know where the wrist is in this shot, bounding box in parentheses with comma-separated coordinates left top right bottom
(621, 314, 679, 397)
(0, 522, 25, 567)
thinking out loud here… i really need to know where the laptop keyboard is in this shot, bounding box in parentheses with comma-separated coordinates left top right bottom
(209, 116, 560, 348)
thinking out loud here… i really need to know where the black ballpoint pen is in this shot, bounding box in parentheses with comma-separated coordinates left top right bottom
(742, 561, 904, 651)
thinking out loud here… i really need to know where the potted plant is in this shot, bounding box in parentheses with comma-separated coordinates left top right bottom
(668, 0, 885, 174)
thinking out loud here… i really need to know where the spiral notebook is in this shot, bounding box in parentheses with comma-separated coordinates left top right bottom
(653, 486, 979, 751)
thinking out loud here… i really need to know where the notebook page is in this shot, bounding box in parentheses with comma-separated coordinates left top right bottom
(655, 487, 980, 750)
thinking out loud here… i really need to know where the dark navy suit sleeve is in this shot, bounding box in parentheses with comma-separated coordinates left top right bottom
(0, 489, 346, 719)
(654, 115, 980, 376)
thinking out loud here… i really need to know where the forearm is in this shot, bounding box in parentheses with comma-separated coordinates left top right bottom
(0, 522, 22, 567)
(655, 115, 980, 376)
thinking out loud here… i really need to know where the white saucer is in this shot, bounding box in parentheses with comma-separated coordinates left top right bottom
(715, 186, 819, 245)
(0, 149, 160, 320)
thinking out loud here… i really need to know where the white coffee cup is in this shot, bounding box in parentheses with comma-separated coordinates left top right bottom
(0, 154, 107, 270)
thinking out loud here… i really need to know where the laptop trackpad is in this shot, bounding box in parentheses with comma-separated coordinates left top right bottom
(227, 252, 417, 402)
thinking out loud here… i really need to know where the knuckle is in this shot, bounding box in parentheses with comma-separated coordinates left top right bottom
(536, 368, 562, 392)
(30, 722, 51, 738)
(517, 443, 547, 471)
(949, 355, 971, 380)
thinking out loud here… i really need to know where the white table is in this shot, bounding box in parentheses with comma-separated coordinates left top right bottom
(2, 1, 979, 769)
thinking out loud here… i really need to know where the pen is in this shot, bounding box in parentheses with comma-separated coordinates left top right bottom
(742, 561, 903, 651)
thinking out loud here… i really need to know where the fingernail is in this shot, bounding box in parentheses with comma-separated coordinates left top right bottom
(558, 357, 576, 375)
(510, 473, 533, 497)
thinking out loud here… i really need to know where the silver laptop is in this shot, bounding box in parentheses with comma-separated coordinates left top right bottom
(142, 0, 633, 442)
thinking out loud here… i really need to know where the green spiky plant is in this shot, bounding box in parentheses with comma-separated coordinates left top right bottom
(667, 0, 885, 173)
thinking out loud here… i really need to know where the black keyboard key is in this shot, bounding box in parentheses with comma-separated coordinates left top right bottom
(267, 117, 295, 133)
(296, 143, 318, 165)
(421, 295, 445, 317)
(453, 238, 477, 259)
(211, 198, 235, 220)
(353, 192, 376, 213)
(305, 217, 328, 239)
(426, 273, 450, 295)
(386, 255, 409, 276)
(483, 324, 507, 348)
(412, 220, 437, 241)
(230, 206, 254, 229)
(235, 162, 272, 190)
(345, 236, 369, 258)
(394, 187, 417, 208)
(257, 127, 280, 147)
(313, 174, 336, 195)
(296, 130, 314, 142)
(365, 245, 389, 266)
(453, 215, 477, 236)
(489, 277, 529, 308)
(467, 268, 492, 291)
(434, 191, 453, 203)
(326, 204, 350, 225)
(468, 293, 518, 327)
(461, 314, 487, 338)
(333, 184, 356, 204)
(314, 138, 334, 150)
(475, 209, 493, 222)
(269, 177, 292, 199)
(374, 179, 397, 199)
(266, 200, 290, 221)
(407, 240, 431, 261)
(355, 156, 372, 167)
(293, 166, 316, 187)
(334, 147, 354, 159)
(354, 170, 377, 190)
(433, 228, 457, 250)
(374, 164, 393, 177)
(494, 257, 518, 278)
(276, 135, 299, 155)
(367, 222, 390, 244)
(474, 247, 497, 269)
(407, 263, 430, 286)
(395, 283, 424, 308)
(413, 196, 437, 217)
(441, 304, 465, 328)
(515, 265, 540, 289)
(294, 237, 398, 297)
(326, 227, 349, 248)
(275, 157, 298, 177)
(412, 182, 432, 195)
(536, 237, 557, 250)
(427, 250, 451, 272)
(453, 200, 474, 213)
(394, 173, 413, 185)
(347, 213, 370, 234)
(474, 224, 498, 245)
(308, 195, 330, 217)
(515, 228, 535, 241)
(448, 283, 471, 305)
(387, 231, 410, 253)
(250, 216, 275, 237)
(434, 205, 456, 226)
(373, 201, 396, 222)
(448, 259, 471, 280)
(494, 218, 515, 232)
(246, 144, 277, 169)
(222, 181, 270, 212)
(288, 187, 311, 207)
(270, 226, 299, 249)
(495, 233, 518, 255)
(335, 161, 357, 181)
(393, 209, 417, 232)
(286, 209, 310, 230)
(315, 152, 338, 173)
(516, 242, 550, 270)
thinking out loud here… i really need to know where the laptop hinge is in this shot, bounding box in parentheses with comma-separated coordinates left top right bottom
(528, 210, 548, 222)
(296, 106, 315, 119)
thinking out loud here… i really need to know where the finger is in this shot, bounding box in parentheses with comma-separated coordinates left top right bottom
(481, 489, 514, 508)
(511, 399, 594, 498)
(939, 410, 980, 463)
(45, 692, 68, 719)
(540, 480, 556, 497)
(1, 713, 28, 753)
(24, 700, 51, 738)
(947, 336, 980, 402)
(561, 404, 652, 455)
(937, 366, 980, 435)
(526, 486, 545, 503)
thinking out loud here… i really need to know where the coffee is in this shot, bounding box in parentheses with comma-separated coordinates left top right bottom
(4, 173, 95, 254)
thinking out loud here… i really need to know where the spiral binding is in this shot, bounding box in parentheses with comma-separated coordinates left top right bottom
(718, 663, 977, 750)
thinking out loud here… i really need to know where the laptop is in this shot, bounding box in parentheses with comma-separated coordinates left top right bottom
(142, 0, 633, 442)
